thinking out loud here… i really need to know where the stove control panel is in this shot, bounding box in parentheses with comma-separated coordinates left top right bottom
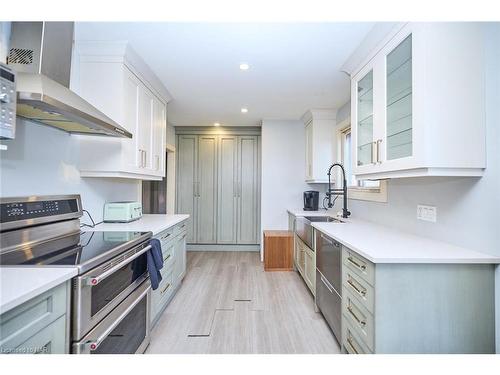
(0, 195, 82, 229)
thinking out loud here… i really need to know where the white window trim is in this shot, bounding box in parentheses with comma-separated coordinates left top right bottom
(336, 118, 388, 203)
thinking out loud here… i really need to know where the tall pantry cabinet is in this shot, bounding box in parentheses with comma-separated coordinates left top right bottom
(176, 129, 261, 247)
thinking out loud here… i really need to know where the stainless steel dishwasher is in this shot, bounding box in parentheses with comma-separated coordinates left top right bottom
(315, 230, 342, 344)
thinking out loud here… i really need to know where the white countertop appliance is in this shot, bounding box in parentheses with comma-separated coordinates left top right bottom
(103, 201, 142, 223)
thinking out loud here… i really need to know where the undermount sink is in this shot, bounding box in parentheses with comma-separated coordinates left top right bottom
(303, 216, 343, 223)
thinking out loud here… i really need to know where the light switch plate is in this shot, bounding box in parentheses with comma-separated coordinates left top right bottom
(417, 205, 437, 222)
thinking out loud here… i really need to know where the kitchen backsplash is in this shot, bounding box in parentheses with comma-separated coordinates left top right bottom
(0, 119, 141, 224)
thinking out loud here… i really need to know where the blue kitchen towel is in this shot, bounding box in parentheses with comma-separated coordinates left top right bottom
(147, 238, 164, 290)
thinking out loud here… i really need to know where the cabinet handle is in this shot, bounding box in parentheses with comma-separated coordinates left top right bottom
(160, 282, 171, 295)
(155, 155, 160, 170)
(163, 253, 171, 262)
(376, 139, 382, 164)
(347, 305, 366, 327)
(347, 277, 367, 297)
(371, 142, 376, 164)
(347, 256, 367, 271)
(346, 336, 360, 354)
(197, 182, 201, 197)
(161, 233, 171, 240)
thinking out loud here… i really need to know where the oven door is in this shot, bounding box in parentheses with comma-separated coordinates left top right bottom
(72, 241, 151, 340)
(72, 279, 151, 354)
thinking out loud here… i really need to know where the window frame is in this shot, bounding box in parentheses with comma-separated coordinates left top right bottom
(336, 117, 388, 203)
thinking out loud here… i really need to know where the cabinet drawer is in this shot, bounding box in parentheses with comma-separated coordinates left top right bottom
(304, 246, 316, 294)
(160, 241, 175, 269)
(173, 221, 188, 237)
(157, 227, 175, 244)
(342, 287, 374, 351)
(0, 282, 68, 351)
(343, 248, 375, 286)
(342, 318, 372, 354)
(13, 315, 68, 354)
(343, 266, 375, 314)
(151, 269, 174, 322)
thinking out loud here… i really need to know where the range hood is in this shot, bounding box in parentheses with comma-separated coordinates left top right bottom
(8, 22, 132, 138)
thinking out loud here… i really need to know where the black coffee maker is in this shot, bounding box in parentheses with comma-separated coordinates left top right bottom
(303, 191, 319, 211)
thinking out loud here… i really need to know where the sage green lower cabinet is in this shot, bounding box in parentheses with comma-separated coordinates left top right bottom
(341, 247, 496, 354)
(150, 220, 188, 326)
(294, 235, 315, 296)
(0, 282, 70, 354)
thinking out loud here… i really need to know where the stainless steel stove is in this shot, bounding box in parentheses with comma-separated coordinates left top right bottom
(0, 195, 153, 354)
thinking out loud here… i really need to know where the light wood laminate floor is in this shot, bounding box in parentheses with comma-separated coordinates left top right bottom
(147, 251, 340, 354)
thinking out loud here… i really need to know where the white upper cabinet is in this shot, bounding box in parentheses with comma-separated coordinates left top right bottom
(301, 109, 337, 183)
(70, 41, 171, 180)
(350, 23, 486, 179)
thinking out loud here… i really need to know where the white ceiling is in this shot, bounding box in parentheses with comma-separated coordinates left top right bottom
(75, 22, 374, 126)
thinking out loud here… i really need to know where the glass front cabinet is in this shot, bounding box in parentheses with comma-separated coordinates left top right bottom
(351, 23, 486, 179)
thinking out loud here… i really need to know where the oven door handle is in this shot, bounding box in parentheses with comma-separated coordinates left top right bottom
(85, 245, 152, 286)
(86, 283, 151, 352)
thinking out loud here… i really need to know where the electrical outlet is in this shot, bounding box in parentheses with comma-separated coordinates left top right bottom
(417, 205, 437, 222)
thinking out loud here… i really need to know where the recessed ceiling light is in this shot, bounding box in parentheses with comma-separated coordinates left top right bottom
(213, 122, 220, 127)
(239, 63, 249, 71)
(241, 108, 248, 113)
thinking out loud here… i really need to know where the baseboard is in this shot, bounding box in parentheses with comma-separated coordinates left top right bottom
(187, 243, 260, 252)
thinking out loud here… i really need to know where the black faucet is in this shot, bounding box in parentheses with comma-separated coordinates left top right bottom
(326, 163, 351, 218)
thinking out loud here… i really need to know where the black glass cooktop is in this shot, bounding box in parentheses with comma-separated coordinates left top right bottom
(0, 230, 151, 274)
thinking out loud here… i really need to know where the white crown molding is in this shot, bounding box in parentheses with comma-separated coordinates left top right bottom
(340, 22, 405, 77)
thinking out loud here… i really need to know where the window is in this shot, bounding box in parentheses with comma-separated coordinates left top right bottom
(337, 123, 387, 202)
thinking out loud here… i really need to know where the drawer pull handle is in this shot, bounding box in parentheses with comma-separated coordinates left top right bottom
(161, 233, 171, 240)
(347, 278, 367, 297)
(347, 256, 367, 271)
(163, 254, 171, 262)
(160, 282, 171, 294)
(346, 336, 359, 354)
(347, 306, 366, 327)
(180, 224, 186, 229)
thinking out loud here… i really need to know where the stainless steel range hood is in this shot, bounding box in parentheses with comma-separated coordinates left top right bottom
(8, 22, 132, 138)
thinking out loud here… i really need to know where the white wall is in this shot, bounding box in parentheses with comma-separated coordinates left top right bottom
(260, 120, 311, 253)
(0, 119, 141, 224)
(331, 24, 500, 351)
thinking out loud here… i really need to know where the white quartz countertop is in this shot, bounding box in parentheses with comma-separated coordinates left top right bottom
(311, 219, 500, 264)
(87, 214, 189, 235)
(0, 267, 77, 314)
(288, 208, 499, 264)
